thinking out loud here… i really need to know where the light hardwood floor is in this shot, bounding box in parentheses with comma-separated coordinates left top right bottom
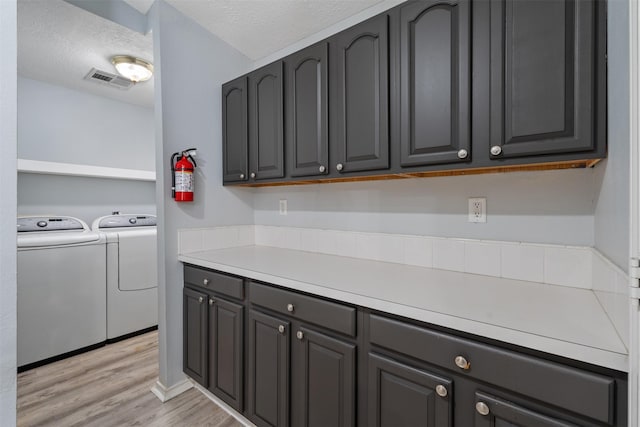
(17, 331, 242, 427)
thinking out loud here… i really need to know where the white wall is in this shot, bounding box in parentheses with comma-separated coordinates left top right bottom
(17, 76, 156, 225)
(149, 0, 253, 389)
(0, 0, 17, 425)
(18, 77, 155, 171)
(593, 0, 630, 272)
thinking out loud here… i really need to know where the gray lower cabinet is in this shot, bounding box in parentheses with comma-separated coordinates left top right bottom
(183, 287, 208, 386)
(487, 0, 605, 160)
(208, 296, 244, 411)
(247, 309, 290, 427)
(399, 0, 471, 168)
(291, 326, 356, 427)
(473, 391, 577, 427)
(368, 353, 453, 427)
(330, 13, 390, 174)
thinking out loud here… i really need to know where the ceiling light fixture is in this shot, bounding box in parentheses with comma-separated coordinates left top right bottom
(111, 55, 154, 83)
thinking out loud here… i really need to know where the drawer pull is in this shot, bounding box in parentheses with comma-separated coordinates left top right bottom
(287, 303, 295, 313)
(209, 298, 214, 306)
(454, 355, 470, 370)
(203, 278, 209, 285)
(476, 401, 490, 416)
(198, 296, 204, 303)
(435, 385, 448, 397)
(296, 331, 304, 340)
(278, 325, 285, 334)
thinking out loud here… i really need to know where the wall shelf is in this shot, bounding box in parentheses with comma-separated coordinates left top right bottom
(17, 159, 156, 182)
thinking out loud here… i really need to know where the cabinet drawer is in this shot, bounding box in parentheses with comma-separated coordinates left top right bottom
(368, 314, 615, 424)
(249, 281, 356, 336)
(184, 265, 244, 300)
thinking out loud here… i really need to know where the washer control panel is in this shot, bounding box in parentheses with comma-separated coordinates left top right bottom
(17, 217, 85, 232)
(96, 214, 156, 229)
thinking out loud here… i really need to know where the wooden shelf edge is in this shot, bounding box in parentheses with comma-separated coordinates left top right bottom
(17, 159, 156, 182)
(236, 158, 604, 188)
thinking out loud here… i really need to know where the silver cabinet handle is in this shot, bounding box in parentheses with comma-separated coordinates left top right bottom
(435, 385, 448, 397)
(490, 145, 502, 156)
(250, 172, 256, 179)
(296, 330, 304, 340)
(336, 163, 344, 172)
(287, 303, 294, 313)
(278, 325, 285, 334)
(203, 278, 209, 286)
(454, 355, 470, 370)
(319, 165, 326, 173)
(198, 296, 204, 303)
(209, 298, 214, 306)
(457, 149, 468, 159)
(476, 402, 490, 416)
(239, 173, 245, 179)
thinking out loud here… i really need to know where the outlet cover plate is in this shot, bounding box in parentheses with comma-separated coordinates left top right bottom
(468, 198, 486, 223)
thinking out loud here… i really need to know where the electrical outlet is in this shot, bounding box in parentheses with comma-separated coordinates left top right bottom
(468, 198, 486, 223)
(279, 199, 288, 216)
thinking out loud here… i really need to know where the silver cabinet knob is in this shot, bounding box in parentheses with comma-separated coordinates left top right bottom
(250, 172, 256, 179)
(239, 173, 245, 179)
(336, 163, 344, 172)
(203, 278, 209, 286)
(319, 165, 326, 173)
(490, 145, 502, 156)
(209, 298, 214, 306)
(198, 296, 204, 303)
(287, 303, 294, 313)
(457, 149, 468, 159)
(454, 355, 470, 370)
(476, 402, 490, 416)
(435, 385, 448, 397)
(278, 325, 285, 334)
(296, 330, 304, 340)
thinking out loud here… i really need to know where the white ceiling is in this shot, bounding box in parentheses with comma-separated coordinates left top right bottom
(18, 0, 386, 108)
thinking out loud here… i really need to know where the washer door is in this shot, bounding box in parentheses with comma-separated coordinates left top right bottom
(118, 230, 157, 291)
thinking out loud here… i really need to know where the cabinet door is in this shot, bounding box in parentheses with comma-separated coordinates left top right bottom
(331, 14, 390, 173)
(400, 0, 471, 167)
(249, 62, 285, 180)
(208, 296, 244, 411)
(488, 0, 600, 159)
(286, 43, 329, 178)
(474, 391, 577, 427)
(368, 353, 452, 427)
(248, 309, 290, 427)
(292, 326, 356, 427)
(222, 76, 249, 183)
(183, 287, 208, 386)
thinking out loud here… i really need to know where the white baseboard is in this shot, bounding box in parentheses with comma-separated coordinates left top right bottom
(150, 378, 193, 403)
(192, 382, 256, 427)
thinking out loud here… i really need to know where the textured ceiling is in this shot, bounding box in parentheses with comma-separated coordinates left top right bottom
(17, 0, 154, 108)
(163, 0, 386, 60)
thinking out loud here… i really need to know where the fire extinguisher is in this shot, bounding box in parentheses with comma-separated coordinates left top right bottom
(171, 148, 197, 202)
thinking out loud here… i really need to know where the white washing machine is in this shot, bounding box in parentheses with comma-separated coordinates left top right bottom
(17, 216, 107, 369)
(92, 214, 158, 340)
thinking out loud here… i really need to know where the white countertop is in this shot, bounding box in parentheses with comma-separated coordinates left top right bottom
(179, 245, 628, 372)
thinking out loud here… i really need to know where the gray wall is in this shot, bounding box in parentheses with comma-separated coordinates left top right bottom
(17, 76, 156, 225)
(150, 0, 253, 389)
(594, 0, 630, 271)
(0, 0, 17, 425)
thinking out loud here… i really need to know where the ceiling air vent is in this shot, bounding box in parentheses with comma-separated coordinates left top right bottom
(84, 68, 134, 90)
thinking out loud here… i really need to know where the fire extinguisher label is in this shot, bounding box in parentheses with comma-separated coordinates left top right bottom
(175, 171, 194, 192)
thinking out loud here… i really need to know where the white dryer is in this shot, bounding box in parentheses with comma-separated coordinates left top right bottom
(92, 214, 158, 340)
(17, 216, 107, 369)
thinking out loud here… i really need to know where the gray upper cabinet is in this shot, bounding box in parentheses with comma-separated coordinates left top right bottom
(285, 43, 329, 178)
(183, 287, 208, 387)
(222, 76, 248, 183)
(488, 0, 604, 160)
(249, 62, 285, 180)
(399, 0, 471, 168)
(331, 14, 390, 174)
